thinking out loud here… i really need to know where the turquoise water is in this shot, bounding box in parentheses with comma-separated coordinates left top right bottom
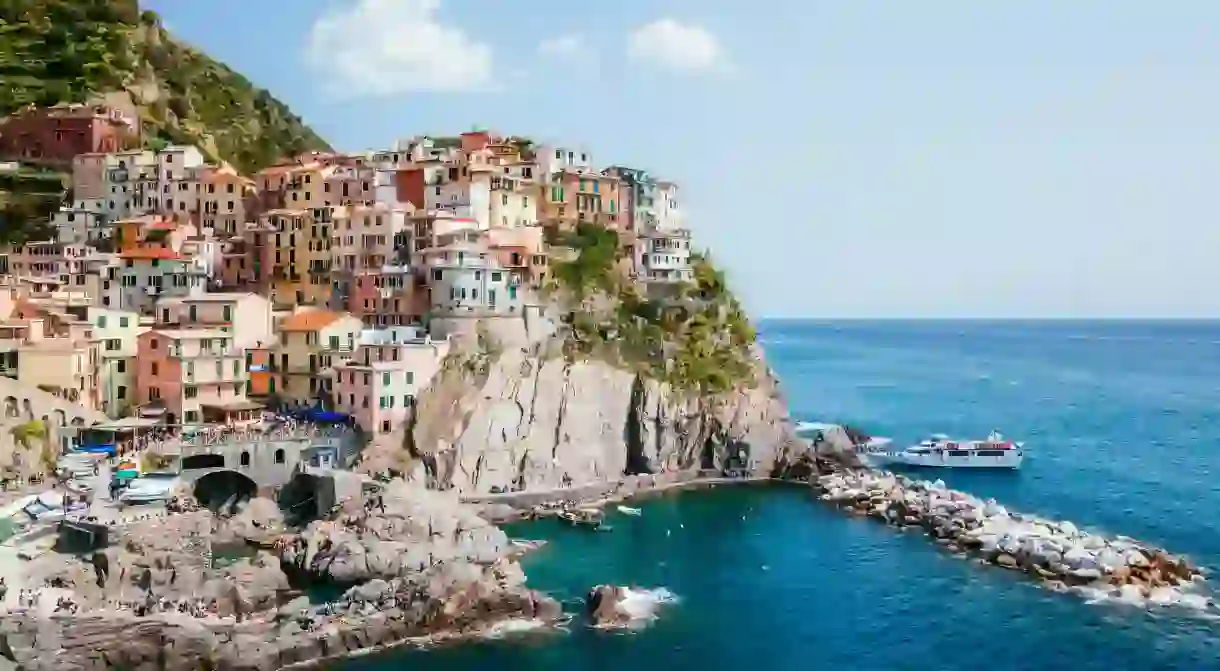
(341, 320, 1220, 669)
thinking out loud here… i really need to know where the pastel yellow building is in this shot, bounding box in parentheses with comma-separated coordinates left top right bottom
(274, 309, 363, 406)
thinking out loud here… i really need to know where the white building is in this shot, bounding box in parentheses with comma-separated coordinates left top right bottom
(538, 144, 593, 180)
(636, 227, 693, 284)
(655, 181, 683, 232)
(419, 230, 520, 315)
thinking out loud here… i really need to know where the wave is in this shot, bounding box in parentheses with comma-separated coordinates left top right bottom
(482, 618, 559, 639)
(615, 587, 679, 628)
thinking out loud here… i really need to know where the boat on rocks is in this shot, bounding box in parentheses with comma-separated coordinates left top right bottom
(863, 431, 1023, 470)
(811, 469, 1213, 611)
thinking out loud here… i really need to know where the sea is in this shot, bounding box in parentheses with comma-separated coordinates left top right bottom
(340, 320, 1220, 670)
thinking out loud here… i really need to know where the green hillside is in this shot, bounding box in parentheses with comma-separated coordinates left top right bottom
(0, 0, 331, 174)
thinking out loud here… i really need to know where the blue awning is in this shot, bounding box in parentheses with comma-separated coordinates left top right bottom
(75, 444, 116, 456)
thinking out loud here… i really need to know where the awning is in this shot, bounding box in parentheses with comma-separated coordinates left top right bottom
(114, 470, 139, 481)
(91, 417, 161, 431)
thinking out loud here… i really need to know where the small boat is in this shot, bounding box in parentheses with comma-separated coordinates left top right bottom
(863, 431, 1024, 470)
(559, 508, 605, 529)
(616, 506, 642, 516)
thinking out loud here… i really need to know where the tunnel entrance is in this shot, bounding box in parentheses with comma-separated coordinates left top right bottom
(193, 470, 257, 514)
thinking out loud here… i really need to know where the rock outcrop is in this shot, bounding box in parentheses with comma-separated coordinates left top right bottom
(0, 484, 562, 670)
(361, 343, 806, 495)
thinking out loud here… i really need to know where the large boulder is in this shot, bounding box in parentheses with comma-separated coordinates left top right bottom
(586, 585, 630, 627)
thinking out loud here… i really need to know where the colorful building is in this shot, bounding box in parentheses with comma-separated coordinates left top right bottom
(135, 329, 250, 425)
(274, 309, 363, 407)
(87, 307, 145, 417)
(333, 335, 450, 435)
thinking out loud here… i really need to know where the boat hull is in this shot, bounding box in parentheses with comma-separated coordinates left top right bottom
(862, 451, 1023, 470)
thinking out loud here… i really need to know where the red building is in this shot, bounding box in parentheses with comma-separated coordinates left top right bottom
(0, 104, 137, 165)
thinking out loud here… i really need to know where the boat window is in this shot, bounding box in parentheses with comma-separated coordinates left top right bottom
(947, 450, 970, 457)
(910, 448, 930, 455)
(976, 450, 1006, 457)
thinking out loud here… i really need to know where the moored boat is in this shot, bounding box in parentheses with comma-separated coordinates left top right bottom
(863, 431, 1023, 470)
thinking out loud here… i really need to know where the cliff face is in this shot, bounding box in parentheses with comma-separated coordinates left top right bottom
(362, 342, 805, 495)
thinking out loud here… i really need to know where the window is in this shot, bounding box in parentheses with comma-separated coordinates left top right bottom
(149, 387, 160, 400)
(491, 272, 502, 282)
(329, 335, 340, 350)
(117, 385, 127, 399)
(188, 305, 197, 321)
(382, 420, 391, 433)
(222, 305, 232, 321)
(151, 363, 158, 375)
(106, 339, 120, 351)
(406, 371, 414, 385)
(97, 316, 107, 328)
(233, 360, 240, 377)
(185, 410, 198, 423)
(185, 386, 198, 399)
(240, 451, 251, 467)
(120, 316, 129, 328)
(379, 396, 387, 409)
(216, 361, 222, 378)
(274, 449, 285, 464)
(116, 361, 126, 373)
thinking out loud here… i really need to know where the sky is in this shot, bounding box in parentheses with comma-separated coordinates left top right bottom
(143, 0, 1220, 319)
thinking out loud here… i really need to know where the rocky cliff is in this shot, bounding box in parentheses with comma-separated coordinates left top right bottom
(360, 339, 806, 495)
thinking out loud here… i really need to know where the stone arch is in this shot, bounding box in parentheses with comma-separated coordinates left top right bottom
(3, 396, 17, 418)
(192, 469, 257, 512)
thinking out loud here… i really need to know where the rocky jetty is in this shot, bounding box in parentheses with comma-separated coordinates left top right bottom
(813, 469, 1213, 609)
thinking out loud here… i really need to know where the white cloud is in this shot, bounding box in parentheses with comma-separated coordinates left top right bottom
(627, 19, 727, 74)
(306, 0, 494, 96)
(538, 33, 594, 61)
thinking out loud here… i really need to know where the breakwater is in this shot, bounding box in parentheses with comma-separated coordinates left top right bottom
(812, 467, 1215, 610)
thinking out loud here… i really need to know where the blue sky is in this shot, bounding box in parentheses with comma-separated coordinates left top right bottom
(145, 0, 1220, 318)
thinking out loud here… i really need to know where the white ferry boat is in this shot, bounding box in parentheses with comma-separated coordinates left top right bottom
(863, 431, 1024, 470)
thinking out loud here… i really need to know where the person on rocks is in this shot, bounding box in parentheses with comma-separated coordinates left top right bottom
(91, 552, 110, 588)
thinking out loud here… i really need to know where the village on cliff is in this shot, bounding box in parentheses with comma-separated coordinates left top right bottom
(0, 102, 696, 476)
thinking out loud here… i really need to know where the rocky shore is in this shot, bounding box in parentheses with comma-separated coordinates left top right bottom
(0, 484, 564, 671)
(809, 466, 1215, 610)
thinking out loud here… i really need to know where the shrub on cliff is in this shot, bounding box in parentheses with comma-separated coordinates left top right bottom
(549, 223, 758, 395)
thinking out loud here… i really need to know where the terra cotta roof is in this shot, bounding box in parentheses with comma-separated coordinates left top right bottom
(279, 310, 345, 332)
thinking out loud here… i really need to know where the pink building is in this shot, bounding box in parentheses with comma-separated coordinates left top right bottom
(135, 329, 251, 425)
(333, 336, 449, 436)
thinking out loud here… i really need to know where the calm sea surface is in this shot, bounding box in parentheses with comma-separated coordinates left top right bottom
(342, 320, 1220, 670)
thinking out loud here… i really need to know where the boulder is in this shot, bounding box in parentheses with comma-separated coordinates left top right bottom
(586, 585, 630, 627)
(995, 554, 1019, 569)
